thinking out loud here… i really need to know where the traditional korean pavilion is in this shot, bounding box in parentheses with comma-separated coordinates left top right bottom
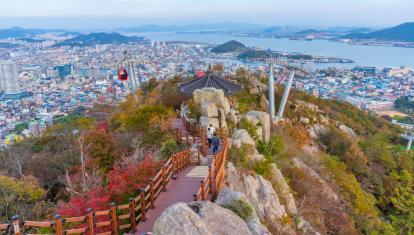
(179, 67, 242, 97)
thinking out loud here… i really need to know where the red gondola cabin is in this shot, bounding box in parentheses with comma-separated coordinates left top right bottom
(117, 68, 128, 81)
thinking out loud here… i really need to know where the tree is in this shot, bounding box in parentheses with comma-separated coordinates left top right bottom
(0, 175, 45, 220)
(84, 129, 118, 174)
(0, 142, 33, 179)
(160, 76, 187, 109)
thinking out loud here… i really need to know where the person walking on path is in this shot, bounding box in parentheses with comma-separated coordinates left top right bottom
(207, 127, 213, 148)
(206, 124, 215, 148)
(212, 132, 220, 154)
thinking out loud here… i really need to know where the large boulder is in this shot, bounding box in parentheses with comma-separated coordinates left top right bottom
(246, 77, 268, 95)
(259, 95, 269, 112)
(200, 102, 218, 118)
(228, 109, 239, 126)
(153, 203, 210, 235)
(246, 111, 270, 143)
(308, 124, 327, 139)
(339, 124, 357, 138)
(217, 188, 270, 235)
(226, 163, 295, 234)
(231, 129, 256, 148)
(218, 108, 227, 129)
(268, 164, 297, 215)
(199, 116, 219, 129)
(193, 88, 231, 114)
(153, 201, 252, 235)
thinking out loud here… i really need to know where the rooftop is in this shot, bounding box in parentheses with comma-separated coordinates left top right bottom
(179, 68, 242, 96)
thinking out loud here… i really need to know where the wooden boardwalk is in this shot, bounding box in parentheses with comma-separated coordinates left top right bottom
(134, 166, 208, 234)
(134, 119, 211, 234)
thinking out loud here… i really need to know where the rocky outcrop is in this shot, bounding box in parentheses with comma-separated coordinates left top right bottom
(308, 124, 327, 139)
(246, 77, 268, 95)
(200, 102, 218, 117)
(338, 124, 357, 138)
(295, 100, 319, 112)
(193, 88, 231, 114)
(227, 109, 239, 126)
(226, 163, 295, 234)
(153, 201, 252, 235)
(246, 111, 270, 143)
(218, 108, 227, 128)
(293, 158, 340, 203)
(217, 188, 270, 235)
(231, 129, 256, 149)
(194, 89, 229, 129)
(268, 164, 297, 215)
(199, 116, 219, 129)
(259, 95, 269, 112)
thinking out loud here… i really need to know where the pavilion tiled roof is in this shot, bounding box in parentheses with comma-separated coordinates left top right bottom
(179, 70, 242, 97)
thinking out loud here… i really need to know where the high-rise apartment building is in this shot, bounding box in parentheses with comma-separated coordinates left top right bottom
(0, 61, 21, 95)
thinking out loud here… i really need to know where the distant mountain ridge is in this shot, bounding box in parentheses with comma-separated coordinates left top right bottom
(0, 26, 66, 39)
(116, 23, 267, 33)
(342, 22, 414, 42)
(55, 32, 144, 47)
(211, 40, 248, 53)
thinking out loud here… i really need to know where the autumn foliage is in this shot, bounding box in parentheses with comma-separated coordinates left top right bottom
(57, 187, 110, 217)
(107, 157, 161, 201)
(57, 156, 160, 217)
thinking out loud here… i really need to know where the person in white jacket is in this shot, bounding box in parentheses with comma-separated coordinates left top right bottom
(206, 124, 215, 148)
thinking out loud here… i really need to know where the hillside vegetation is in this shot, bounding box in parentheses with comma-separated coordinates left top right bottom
(211, 40, 248, 53)
(0, 77, 188, 221)
(228, 68, 413, 234)
(395, 95, 414, 115)
(1, 68, 414, 234)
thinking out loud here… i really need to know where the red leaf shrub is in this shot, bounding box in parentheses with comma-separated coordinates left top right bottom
(107, 157, 161, 201)
(57, 187, 110, 217)
(57, 156, 162, 217)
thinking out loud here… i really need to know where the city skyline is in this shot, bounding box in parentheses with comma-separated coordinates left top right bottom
(0, 0, 414, 29)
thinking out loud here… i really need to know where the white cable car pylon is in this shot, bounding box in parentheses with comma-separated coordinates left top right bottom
(267, 59, 313, 121)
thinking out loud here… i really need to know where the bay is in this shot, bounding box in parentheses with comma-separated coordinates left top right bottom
(140, 32, 414, 68)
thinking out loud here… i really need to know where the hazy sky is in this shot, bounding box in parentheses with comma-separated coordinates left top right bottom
(0, 0, 413, 29)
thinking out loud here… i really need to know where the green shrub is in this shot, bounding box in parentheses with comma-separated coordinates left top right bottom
(253, 160, 273, 178)
(187, 99, 201, 120)
(160, 139, 180, 159)
(224, 198, 254, 222)
(324, 155, 382, 233)
(257, 135, 284, 162)
(238, 117, 259, 140)
(228, 144, 256, 169)
(234, 90, 260, 113)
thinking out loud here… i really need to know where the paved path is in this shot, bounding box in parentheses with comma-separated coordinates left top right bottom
(135, 165, 207, 234)
(134, 119, 211, 234)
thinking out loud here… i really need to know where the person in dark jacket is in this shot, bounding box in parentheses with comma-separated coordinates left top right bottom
(212, 132, 220, 154)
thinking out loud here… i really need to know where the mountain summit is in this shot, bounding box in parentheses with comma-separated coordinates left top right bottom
(342, 22, 414, 42)
(55, 32, 144, 47)
(211, 40, 248, 53)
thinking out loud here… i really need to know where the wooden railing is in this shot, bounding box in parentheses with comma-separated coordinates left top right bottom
(176, 118, 207, 156)
(0, 150, 192, 235)
(193, 138, 229, 201)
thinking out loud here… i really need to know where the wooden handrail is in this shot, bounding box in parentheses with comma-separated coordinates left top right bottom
(194, 138, 229, 201)
(2, 148, 193, 235)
